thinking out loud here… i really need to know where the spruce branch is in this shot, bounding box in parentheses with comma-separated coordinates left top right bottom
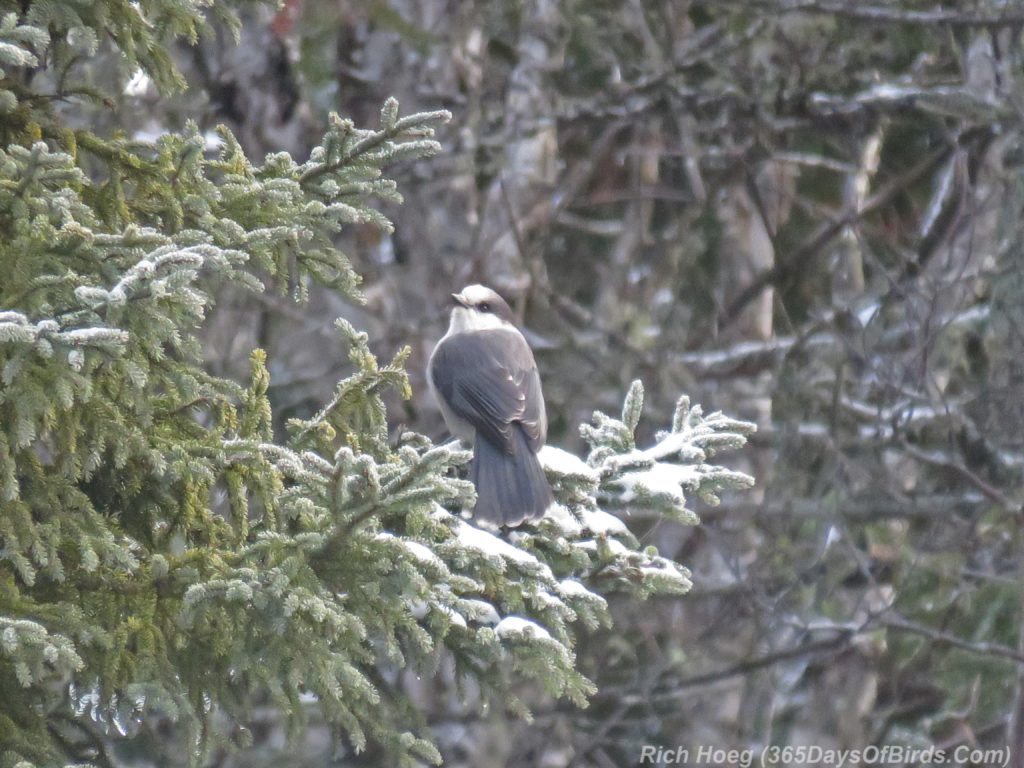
(298, 101, 451, 186)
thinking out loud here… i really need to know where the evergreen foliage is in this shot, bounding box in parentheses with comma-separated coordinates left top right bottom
(0, 2, 756, 766)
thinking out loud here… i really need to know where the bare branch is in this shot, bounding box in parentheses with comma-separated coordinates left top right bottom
(750, 1, 1024, 26)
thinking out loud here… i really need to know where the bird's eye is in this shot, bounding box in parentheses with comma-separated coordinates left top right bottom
(479, 302, 491, 312)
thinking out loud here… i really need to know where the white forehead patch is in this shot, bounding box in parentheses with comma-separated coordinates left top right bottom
(448, 306, 507, 333)
(460, 284, 500, 304)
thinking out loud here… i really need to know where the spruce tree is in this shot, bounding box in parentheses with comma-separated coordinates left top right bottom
(0, 2, 755, 765)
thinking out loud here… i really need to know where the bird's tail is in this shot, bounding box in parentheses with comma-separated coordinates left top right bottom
(471, 426, 553, 527)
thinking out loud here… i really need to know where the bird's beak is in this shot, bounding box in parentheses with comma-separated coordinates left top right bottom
(451, 292, 470, 308)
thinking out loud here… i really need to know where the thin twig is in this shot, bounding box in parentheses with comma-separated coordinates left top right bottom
(721, 134, 971, 329)
(747, 1, 1024, 26)
(900, 440, 1021, 515)
(883, 615, 1024, 664)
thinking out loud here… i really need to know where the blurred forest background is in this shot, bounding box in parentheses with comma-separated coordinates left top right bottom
(70, 0, 1024, 765)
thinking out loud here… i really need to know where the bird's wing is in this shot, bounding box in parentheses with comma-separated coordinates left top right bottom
(430, 329, 546, 453)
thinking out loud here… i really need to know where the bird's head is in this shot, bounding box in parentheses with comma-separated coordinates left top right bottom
(449, 284, 517, 332)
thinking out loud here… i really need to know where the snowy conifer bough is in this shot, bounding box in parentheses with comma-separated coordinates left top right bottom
(0, 2, 755, 767)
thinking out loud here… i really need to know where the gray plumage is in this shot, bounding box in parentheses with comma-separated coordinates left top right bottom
(428, 285, 553, 526)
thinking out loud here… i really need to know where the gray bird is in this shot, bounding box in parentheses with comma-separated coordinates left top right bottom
(428, 285, 553, 527)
